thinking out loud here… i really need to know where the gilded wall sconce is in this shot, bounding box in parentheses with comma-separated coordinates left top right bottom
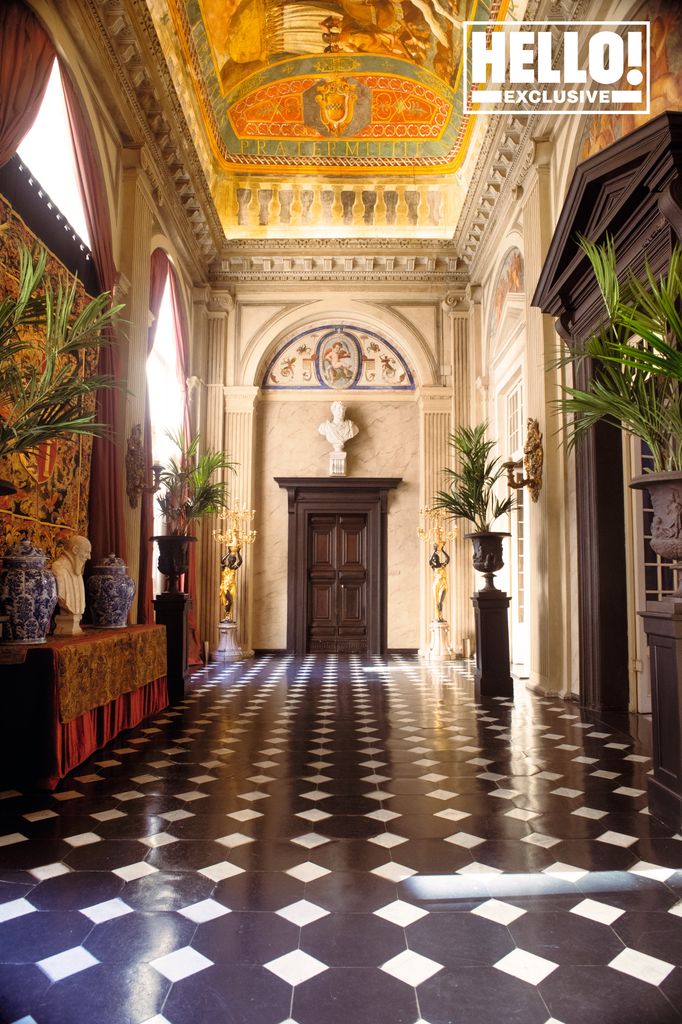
(503, 417, 543, 503)
(125, 424, 163, 508)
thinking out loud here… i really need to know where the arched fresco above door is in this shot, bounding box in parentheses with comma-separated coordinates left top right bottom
(262, 324, 414, 390)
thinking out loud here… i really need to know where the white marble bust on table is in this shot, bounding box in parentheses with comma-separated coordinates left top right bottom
(52, 534, 91, 635)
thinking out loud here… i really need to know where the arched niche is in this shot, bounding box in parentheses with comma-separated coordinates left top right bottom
(240, 298, 438, 391)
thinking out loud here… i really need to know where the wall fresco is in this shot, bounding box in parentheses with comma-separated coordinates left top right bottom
(579, 0, 682, 161)
(262, 324, 415, 390)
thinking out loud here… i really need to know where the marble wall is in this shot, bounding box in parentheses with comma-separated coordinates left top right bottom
(252, 397, 420, 649)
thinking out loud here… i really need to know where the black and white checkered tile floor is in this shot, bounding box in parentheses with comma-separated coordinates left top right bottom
(1, 654, 682, 1024)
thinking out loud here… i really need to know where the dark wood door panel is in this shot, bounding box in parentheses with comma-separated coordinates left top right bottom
(339, 580, 365, 628)
(310, 581, 334, 627)
(309, 516, 335, 571)
(338, 515, 366, 570)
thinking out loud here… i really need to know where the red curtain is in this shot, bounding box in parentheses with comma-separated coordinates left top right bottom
(138, 248, 170, 624)
(60, 63, 126, 563)
(0, 1, 55, 168)
(168, 268, 201, 665)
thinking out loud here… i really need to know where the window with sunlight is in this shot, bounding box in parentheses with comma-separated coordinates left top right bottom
(17, 60, 90, 247)
(147, 270, 184, 551)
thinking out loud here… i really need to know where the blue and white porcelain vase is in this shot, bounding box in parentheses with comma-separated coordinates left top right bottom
(0, 540, 57, 644)
(86, 553, 135, 628)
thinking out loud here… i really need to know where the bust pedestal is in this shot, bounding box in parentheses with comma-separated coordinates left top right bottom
(213, 620, 250, 662)
(421, 620, 454, 661)
(328, 451, 347, 476)
(53, 612, 83, 637)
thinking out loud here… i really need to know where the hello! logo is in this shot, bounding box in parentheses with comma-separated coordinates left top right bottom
(463, 21, 650, 116)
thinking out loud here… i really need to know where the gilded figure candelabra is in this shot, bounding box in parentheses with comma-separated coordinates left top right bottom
(418, 506, 457, 623)
(213, 506, 256, 624)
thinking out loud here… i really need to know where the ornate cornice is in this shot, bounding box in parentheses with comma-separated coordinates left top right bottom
(82, 0, 224, 264)
(209, 239, 464, 284)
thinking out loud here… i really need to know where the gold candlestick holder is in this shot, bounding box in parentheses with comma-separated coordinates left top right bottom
(213, 505, 256, 624)
(418, 505, 457, 661)
(417, 505, 458, 547)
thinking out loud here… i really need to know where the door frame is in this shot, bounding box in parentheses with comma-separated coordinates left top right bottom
(275, 477, 401, 657)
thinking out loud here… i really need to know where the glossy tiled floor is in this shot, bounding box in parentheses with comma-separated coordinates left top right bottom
(1, 654, 682, 1024)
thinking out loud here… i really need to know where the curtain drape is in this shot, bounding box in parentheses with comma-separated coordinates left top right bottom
(138, 248, 170, 624)
(168, 268, 201, 665)
(0, 1, 55, 168)
(60, 62, 126, 564)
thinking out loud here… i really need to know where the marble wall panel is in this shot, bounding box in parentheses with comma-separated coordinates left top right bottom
(252, 398, 420, 650)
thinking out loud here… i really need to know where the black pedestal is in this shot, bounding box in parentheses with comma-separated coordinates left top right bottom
(471, 589, 513, 699)
(154, 592, 192, 702)
(641, 600, 682, 831)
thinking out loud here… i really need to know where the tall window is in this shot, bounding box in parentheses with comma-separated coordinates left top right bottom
(17, 59, 89, 246)
(147, 269, 184, 544)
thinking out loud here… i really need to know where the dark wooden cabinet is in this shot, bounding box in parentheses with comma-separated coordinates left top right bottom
(533, 111, 682, 714)
(276, 478, 401, 656)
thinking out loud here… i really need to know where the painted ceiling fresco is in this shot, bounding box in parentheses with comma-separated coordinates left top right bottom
(166, 0, 507, 176)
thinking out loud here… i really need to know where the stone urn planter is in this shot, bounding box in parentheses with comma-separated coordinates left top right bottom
(464, 531, 510, 591)
(86, 554, 136, 628)
(152, 535, 196, 593)
(0, 540, 57, 643)
(631, 471, 682, 586)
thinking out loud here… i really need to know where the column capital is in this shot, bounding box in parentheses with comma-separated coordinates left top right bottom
(465, 283, 483, 304)
(419, 386, 451, 413)
(208, 291, 235, 316)
(531, 136, 553, 168)
(121, 144, 158, 209)
(224, 385, 260, 414)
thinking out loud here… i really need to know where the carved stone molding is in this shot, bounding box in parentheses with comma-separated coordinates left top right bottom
(83, 0, 223, 264)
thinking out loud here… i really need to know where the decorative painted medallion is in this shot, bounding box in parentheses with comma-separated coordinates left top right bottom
(263, 325, 414, 390)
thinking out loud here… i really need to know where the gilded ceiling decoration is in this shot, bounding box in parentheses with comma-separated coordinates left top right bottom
(164, 0, 506, 174)
(148, 0, 509, 236)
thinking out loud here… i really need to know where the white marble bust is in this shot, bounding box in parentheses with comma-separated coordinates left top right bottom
(52, 535, 91, 616)
(318, 401, 359, 453)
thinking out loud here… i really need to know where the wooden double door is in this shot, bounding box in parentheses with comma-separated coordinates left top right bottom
(308, 513, 368, 654)
(276, 477, 401, 657)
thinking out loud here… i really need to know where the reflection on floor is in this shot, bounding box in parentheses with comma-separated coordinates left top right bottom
(0, 655, 681, 1024)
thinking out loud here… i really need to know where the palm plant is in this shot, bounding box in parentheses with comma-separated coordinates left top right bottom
(0, 241, 121, 466)
(433, 423, 516, 532)
(555, 235, 682, 472)
(156, 430, 236, 536)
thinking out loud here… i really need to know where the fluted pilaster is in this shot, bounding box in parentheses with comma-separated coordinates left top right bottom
(193, 292, 233, 650)
(224, 385, 260, 656)
(450, 310, 475, 653)
(118, 147, 154, 619)
(419, 387, 453, 653)
(522, 138, 571, 694)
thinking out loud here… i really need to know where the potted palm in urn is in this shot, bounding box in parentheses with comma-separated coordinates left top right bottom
(154, 431, 235, 592)
(433, 423, 516, 589)
(433, 423, 516, 696)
